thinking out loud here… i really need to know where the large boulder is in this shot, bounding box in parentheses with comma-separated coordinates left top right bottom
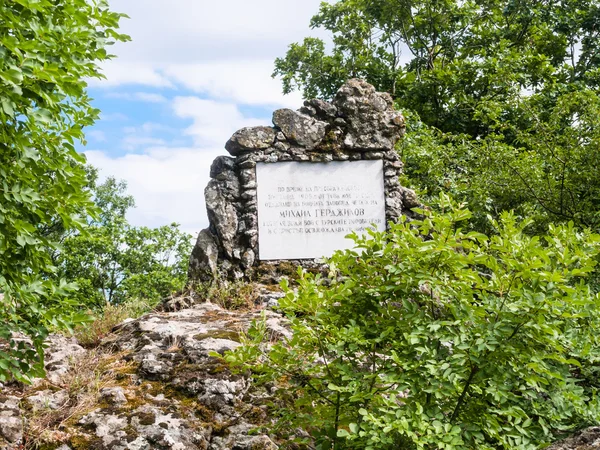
(225, 126, 276, 156)
(272, 108, 328, 150)
(333, 78, 405, 151)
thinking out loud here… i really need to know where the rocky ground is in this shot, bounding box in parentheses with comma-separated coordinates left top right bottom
(0, 295, 290, 450)
(1, 293, 598, 450)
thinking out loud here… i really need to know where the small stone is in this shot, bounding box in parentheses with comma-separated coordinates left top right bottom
(333, 152, 350, 161)
(273, 141, 290, 152)
(0, 396, 22, 445)
(401, 187, 420, 208)
(304, 98, 338, 120)
(225, 126, 276, 156)
(384, 177, 400, 188)
(99, 387, 127, 405)
(210, 156, 236, 179)
(364, 151, 384, 160)
(241, 249, 255, 269)
(273, 108, 328, 150)
(239, 168, 256, 185)
(241, 189, 257, 201)
(310, 153, 333, 162)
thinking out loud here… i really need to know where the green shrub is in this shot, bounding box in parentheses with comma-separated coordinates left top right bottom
(227, 196, 600, 449)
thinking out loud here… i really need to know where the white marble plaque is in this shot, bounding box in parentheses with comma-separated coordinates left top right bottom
(256, 160, 386, 260)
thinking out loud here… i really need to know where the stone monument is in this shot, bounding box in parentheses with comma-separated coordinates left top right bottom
(188, 79, 419, 282)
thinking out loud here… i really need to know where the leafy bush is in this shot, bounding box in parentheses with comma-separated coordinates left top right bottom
(53, 176, 192, 309)
(0, 0, 128, 382)
(228, 197, 600, 449)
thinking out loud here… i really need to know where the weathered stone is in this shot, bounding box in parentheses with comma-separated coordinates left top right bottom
(273, 108, 328, 150)
(310, 153, 333, 162)
(43, 335, 86, 384)
(400, 186, 420, 208)
(0, 396, 22, 447)
(209, 156, 235, 179)
(205, 180, 239, 258)
(334, 78, 405, 151)
(364, 151, 385, 160)
(241, 189, 256, 201)
(303, 98, 338, 120)
(189, 79, 411, 283)
(547, 427, 600, 449)
(333, 152, 350, 161)
(241, 249, 255, 269)
(225, 126, 276, 156)
(26, 390, 69, 411)
(273, 141, 290, 152)
(99, 387, 128, 405)
(188, 229, 219, 282)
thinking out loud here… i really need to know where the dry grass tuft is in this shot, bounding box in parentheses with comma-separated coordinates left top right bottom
(73, 298, 156, 348)
(22, 349, 137, 449)
(196, 280, 262, 311)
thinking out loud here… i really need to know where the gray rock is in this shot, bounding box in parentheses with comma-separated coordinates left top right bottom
(205, 180, 239, 258)
(188, 228, 219, 282)
(43, 335, 86, 384)
(99, 387, 128, 405)
(225, 126, 276, 156)
(209, 156, 235, 179)
(400, 186, 419, 208)
(241, 249, 255, 269)
(302, 98, 337, 120)
(26, 389, 69, 411)
(0, 396, 22, 447)
(547, 427, 600, 449)
(334, 78, 405, 151)
(272, 108, 328, 150)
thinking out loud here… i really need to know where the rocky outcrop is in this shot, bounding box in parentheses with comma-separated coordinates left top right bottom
(546, 427, 600, 449)
(189, 79, 416, 283)
(1, 301, 289, 450)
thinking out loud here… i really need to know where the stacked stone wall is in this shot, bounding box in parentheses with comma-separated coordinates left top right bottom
(188, 79, 419, 282)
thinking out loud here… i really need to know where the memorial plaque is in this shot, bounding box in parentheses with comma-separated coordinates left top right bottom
(256, 160, 386, 260)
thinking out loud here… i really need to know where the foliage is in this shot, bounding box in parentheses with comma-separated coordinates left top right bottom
(275, 0, 600, 133)
(53, 175, 192, 309)
(0, 0, 128, 382)
(72, 298, 155, 348)
(227, 197, 600, 449)
(275, 0, 600, 233)
(193, 279, 262, 311)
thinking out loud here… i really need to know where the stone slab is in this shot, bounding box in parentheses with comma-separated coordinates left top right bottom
(256, 160, 386, 260)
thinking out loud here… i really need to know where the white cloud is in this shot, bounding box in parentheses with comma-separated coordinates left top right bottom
(90, 61, 172, 88)
(85, 147, 224, 235)
(164, 60, 302, 107)
(107, 91, 168, 103)
(172, 96, 268, 147)
(86, 0, 331, 232)
(121, 136, 167, 151)
(108, 0, 328, 64)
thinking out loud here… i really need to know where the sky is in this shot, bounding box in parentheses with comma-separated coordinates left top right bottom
(83, 0, 328, 236)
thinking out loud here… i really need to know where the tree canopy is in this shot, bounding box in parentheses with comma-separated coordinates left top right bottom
(274, 0, 600, 232)
(0, 0, 128, 382)
(53, 174, 192, 310)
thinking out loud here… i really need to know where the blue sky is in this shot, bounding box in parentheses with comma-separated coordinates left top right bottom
(82, 0, 327, 235)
